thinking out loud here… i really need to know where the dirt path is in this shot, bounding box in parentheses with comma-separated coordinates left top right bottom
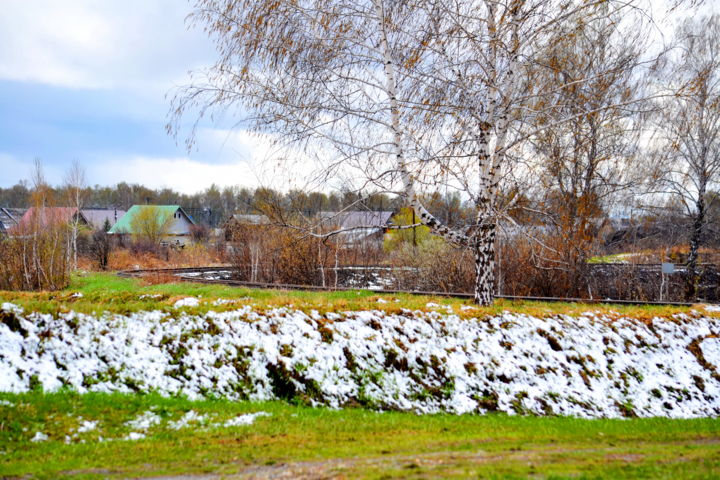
(149, 446, 620, 479)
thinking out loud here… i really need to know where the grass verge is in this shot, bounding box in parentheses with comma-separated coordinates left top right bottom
(0, 272, 713, 321)
(1, 391, 719, 479)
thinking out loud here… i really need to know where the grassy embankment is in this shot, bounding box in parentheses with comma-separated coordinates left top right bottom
(0, 271, 710, 320)
(1, 273, 719, 478)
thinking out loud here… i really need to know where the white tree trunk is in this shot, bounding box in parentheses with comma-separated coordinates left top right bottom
(473, 225, 496, 306)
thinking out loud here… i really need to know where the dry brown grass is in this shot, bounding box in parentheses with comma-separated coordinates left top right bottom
(79, 243, 226, 272)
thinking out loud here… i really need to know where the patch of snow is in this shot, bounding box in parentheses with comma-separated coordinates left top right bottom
(77, 420, 97, 433)
(124, 432, 145, 441)
(223, 411, 271, 427)
(125, 411, 161, 431)
(460, 306, 476, 311)
(703, 304, 720, 312)
(139, 294, 162, 300)
(1, 303, 23, 315)
(0, 400, 14, 407)
(212, 299, 240, 306)
(700, 338, 720, 370)
(31, 432, 48, 442)
(425, 302, 439, 308)
(70, 293, 83, 298)
(174, 297, 200, 308)
(168, 410, 207, 430)
(376, 298, 388, 304)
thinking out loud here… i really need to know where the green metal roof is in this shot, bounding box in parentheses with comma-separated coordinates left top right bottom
(108, 205, 193, 234)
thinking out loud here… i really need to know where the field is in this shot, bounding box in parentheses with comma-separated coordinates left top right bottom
(1, 391, 719, 479)
(1, 273, 719, 479)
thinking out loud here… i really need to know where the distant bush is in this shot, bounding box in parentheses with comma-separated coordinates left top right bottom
(0, 210, 71, 291)
(388, 237, 474, 293)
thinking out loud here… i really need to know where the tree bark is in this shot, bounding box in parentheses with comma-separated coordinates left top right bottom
(473, 225, 497, 306)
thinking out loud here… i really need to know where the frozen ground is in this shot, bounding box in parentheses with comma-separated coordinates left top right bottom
(1, 301, 718, 418)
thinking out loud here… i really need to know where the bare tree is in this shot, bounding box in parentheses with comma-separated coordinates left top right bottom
(64, 159, 87, 270)
(655, 14, 720, 299)
(520, 9, 652, 296)
(170, 0, 673, 304)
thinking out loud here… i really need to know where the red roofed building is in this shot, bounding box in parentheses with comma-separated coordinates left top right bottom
(13, 207, 89, 234)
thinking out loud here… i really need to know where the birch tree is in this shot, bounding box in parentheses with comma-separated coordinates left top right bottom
(64, 160, 87, 270)
(656, 14, 720, 300)
(170, 0, 665, 304)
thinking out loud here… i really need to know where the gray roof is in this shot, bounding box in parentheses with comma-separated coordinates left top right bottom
(318, 211, 393, 230)
(0, 207, 25, 229)
(82, 209, 127, 230)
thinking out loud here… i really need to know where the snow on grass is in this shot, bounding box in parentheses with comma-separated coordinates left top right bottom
(77, 420, 98, 433)
(124, 432, 145, 441)
(0, 400, 14, 407)
(1, 302, 719, 418)
(212, 298, 241, 306)
(174, 297, 200, 308)
(168, 410, 208, 430)
(704, 304, 720, 313)
(125, 411, 161, 431)
(222, 411, 271, 427)
(30, 432, 48, 442)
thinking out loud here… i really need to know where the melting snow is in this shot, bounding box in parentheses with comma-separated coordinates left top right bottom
(168, 410, 208, 430)
(223, 411, 271, 427)
(31, 432, 48, 442)
(77, 420, 97, 433)
(1, 302, 719, 418)
(124, 432, 146, 441)
(174, 297, 200, 308)
(704, 304, 720, 312)
(125, 411, 161, 431)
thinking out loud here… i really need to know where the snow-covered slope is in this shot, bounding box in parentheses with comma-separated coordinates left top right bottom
(1, 302, 718, 418)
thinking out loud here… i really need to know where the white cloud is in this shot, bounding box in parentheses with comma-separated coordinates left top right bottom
(83, 153, 313, 194)
(0, 153, 63, 188)
(0, 0, 214, 90)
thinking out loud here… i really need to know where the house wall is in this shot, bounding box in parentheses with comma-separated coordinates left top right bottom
(166, 211, 194, 235)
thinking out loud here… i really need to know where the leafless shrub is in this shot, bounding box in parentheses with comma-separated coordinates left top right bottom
(0, 161, 71, 291)
(89, 229, 112, 271)
(227, 222, 338, 286)
(189, 224, 210, 244)
(388, 238, 474, 293)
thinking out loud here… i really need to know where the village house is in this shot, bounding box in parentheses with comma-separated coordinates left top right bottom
(82, 209, 127, 231)
(318, 210, 394, 247)
(0, 208, 26, 236)
(12, 207, 89, 234)
(108, 205, 195, 245)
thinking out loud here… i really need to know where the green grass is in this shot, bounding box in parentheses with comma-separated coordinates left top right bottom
(587, 253, 635, 264)
(1, 392, 718, 479)
(2, 277, 719, 478)
(0, 271, 711, 321)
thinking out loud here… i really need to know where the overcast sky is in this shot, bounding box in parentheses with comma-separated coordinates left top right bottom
(0, 1, 714, 194)
(0, 0, 287, 193)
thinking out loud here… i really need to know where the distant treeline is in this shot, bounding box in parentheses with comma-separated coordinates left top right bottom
(0, 182, 469, 228)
